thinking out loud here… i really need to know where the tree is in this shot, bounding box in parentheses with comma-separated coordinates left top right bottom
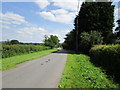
(63, 1, 115, 52)
(63, 29, 76, 50)
(75, 1, 114, 44)
(10, 40, 19, 44)
(2, 39, 10, 45)
(79, 31, 103, 54)
(44, 35, 60, 48)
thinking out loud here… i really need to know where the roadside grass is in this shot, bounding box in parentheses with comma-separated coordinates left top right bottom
(0, 49, 58, 71)
(59, 54, 119, 88)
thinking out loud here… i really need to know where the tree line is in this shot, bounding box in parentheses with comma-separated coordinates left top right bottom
(63, 0, 120, 54)
(2, 35, 61, 49)
(2, 40, 44, 45)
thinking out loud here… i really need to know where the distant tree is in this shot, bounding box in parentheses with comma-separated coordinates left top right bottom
(44, 35, 60, 48)
(2, 39, 10, 45)
(10, 40, 19, 45)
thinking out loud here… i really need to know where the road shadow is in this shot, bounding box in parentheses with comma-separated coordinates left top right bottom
(52, 49, 75, 54)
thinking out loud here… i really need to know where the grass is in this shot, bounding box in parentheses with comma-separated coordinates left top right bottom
(0, 49, 58, 71)
(59, 54, 119, 88)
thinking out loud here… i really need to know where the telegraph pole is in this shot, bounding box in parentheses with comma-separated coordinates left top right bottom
(76, 0, 80, 52)
(76, 16, 78, 52)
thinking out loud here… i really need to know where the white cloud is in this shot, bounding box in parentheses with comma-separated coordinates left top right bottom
(2, 25, 12, 29)
(51, 8, 68, 14)
(10, 26, 69, 43)
(1, 21, 11, 25)
(39, 9, 75, 24)
(37, 0, 85, 24)
(17, 27, 46, 35)
(39, 12, 56, 21)
(5, 27, 47, 43)
(0, 12, 28, 30)
(1, 12, 27, 25)
(51, 0, 83, 11)
(35, 0, 50, 9)
(35, 0, 84, 11)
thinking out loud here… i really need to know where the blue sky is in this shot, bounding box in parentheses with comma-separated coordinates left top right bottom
(1, 0, 120, 43)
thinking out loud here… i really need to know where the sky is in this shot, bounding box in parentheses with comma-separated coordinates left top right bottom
(0, 0, 120, 43)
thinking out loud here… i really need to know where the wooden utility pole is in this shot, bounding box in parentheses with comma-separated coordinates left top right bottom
(76, 16, 78, 52)
(76, 0, 80, 52)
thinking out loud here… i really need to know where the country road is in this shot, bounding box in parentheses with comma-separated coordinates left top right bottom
(2, 49, 68, 88)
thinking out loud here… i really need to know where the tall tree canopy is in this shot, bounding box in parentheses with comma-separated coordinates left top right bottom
(63, 0, 115, 52)
(44, 35, 60, 48)
(76, 1, 114, 44)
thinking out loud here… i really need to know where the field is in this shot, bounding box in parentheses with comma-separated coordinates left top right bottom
(59, 54, 119, 88)
(1, 49, 57, 70)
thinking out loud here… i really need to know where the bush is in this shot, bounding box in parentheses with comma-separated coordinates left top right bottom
(79, 31, 103, 54)
(89, 44, 120, 82)
(114, 37, 120, 44)
(10, 40, 19, 44)
(2, 45, 50, 58)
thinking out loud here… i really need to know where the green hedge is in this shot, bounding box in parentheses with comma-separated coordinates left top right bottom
(89, 44, 120, 82)
(2, 45, 50, 58)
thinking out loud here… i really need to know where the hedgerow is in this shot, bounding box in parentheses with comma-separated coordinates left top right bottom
(89, 44, 120, 82)
(2, 45, 50, 58)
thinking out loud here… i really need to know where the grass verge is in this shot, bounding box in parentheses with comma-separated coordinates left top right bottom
(1, 49, 58, 71)
(59, 54, 119, 88)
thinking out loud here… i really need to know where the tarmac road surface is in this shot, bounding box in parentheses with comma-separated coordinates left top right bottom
(2, 49, 68, 88)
